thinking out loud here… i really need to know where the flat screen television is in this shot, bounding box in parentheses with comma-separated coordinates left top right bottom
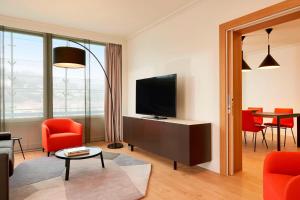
(136, 74, 176, 118)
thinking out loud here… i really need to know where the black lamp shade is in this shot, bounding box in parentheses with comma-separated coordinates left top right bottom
(259, 28, 280, 70)
(242, 58, 251, 71)
(258, 53, 280, 69)
(241, 50, 251, 72)
(53, 47, 86, 68)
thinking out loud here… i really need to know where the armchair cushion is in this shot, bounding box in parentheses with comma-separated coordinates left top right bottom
(285, 176, 300, 200)
(0, 146, 14, 176)
(0, 132, 13, 200)
(0, 154, 9, 200)
(0, 140, 14, 148)
(264, 152, 300, 176)
(0, 139, 14, 177)
(0, 132, 11, 140)
(264, 174, 293, 200)
(264, 152, 300, 200)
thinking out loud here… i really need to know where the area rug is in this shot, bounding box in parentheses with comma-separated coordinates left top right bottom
(10, 151, 151, 200)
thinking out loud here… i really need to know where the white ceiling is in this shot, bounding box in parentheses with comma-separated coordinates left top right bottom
(0, 0, 197, 37)
(243, 18, 300, 53)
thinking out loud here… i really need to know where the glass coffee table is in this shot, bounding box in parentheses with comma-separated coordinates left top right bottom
(55, 146, 105, 181)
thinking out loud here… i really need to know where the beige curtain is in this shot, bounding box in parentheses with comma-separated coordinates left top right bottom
(105, 43, 122, 142)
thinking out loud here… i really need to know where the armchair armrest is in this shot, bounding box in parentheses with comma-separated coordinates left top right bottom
(0, 132, 11, 141)
(42, 124, 50, 137)
(0, 153, 9, 200)
(264, 152, 300, 176)
(70, 121, 83, 135)
(284, 175, 300, 200)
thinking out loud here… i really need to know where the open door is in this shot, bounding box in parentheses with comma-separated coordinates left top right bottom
(220, 1, 300, 175)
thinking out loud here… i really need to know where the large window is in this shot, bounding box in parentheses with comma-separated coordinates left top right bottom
(0, 30, 105, 120)
(52, 38, 105, 117)
(3, 31, 43, 119)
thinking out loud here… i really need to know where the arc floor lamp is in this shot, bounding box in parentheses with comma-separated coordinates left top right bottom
(53, 40, 123, 149)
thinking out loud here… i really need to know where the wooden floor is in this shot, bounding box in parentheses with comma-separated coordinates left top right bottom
(14, 131, 299, 200)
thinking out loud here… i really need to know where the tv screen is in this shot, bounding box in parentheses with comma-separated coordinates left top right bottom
(136, 74, 176, 117)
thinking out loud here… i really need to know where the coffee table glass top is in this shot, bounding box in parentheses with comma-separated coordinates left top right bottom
(55, 146, 102, 160)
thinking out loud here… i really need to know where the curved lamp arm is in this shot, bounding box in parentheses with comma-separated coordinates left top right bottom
(67, 40, 122, 148)
(69, 40, 113, 94)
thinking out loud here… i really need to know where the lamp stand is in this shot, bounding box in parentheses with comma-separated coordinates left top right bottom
(69, 41, 123, 149)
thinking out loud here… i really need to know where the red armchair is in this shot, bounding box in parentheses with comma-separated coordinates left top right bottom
(264, 152, 300, 200)
(42, 118, 83, 156)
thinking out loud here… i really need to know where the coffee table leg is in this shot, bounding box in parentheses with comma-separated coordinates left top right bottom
(65, 159, 70, 181)
(100, 152, 105, 168)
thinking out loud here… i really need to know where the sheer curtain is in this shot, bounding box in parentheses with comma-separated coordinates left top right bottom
(105, 43, 122, 142)
(0, 26, 4, 131)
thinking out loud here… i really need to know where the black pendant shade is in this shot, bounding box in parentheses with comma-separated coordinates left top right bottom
(242, 56, 252, 71)
(259, 51, 280, 69)
(258, 28, 280, 69)
(53, 47, 86, 68)
(241, 36, 251, 72)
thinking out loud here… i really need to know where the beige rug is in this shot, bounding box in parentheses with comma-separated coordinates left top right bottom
(10, 152, 151, 200)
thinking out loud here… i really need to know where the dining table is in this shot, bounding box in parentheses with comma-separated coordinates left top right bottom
(253, 112, 300, 151)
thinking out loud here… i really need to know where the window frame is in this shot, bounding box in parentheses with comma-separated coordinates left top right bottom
(51, 36, 106, 118)
(0, 27, 106, 121)
(2, 28, 45, 121)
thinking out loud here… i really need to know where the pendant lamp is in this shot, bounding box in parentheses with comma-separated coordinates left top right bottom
(242, 36, 251, 72)
(258, 28, 280, 69)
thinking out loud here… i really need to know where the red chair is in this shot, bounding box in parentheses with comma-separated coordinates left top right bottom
(42, 118, 83, 156)
(248, 107, 263, 125)
(264, 152, 300, 200)
(242, 110, 268, 151)
(264, 108, 295, 146)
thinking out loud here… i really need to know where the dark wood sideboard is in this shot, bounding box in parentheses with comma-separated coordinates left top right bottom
(123, 116, 211, 170)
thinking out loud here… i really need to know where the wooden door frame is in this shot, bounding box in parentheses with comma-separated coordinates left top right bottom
(220, 0, 300, 175)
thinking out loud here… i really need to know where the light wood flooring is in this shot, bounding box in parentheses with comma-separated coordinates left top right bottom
(14, 131, 299, 200)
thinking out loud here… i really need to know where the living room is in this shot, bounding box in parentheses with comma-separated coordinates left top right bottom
(1, 1, 300, 200)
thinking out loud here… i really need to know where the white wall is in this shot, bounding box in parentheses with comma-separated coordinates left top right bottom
(243, 44, 300, 124)
(126, 0, 282, 173)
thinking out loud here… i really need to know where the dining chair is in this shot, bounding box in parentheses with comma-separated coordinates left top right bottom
(242, 110, 268, 152)
(248, 107, 263, 125)
(264, 108, 295, 146)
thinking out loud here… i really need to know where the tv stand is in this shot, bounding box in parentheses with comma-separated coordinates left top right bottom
(143, 115, 167, 120)
(123, 116, 211, 170)
(154, 115, 167, 119)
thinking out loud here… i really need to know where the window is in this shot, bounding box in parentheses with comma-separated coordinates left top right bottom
(52, 38, 105, 117)
(3, 31, 44, 119)
(90, 43, 105, 115)
(0, 30, 105, 119)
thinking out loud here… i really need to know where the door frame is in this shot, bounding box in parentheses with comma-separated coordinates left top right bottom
(219, 0, 300, 175)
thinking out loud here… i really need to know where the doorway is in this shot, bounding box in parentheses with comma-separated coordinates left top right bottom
(219, 1, 300, 175)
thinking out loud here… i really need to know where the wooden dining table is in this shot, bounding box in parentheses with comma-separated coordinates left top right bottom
(253, 112, 300, 151)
